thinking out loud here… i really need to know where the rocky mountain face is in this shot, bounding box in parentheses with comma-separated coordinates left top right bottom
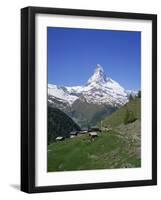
(48, 64, 137, 127)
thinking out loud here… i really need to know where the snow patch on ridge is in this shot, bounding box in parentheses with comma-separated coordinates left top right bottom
(48, 84, 78, 105)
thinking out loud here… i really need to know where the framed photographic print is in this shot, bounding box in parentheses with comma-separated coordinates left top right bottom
(21, 6, 157, 193)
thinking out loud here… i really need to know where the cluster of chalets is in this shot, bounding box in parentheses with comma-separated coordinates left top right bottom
(55, 127, 102, 142)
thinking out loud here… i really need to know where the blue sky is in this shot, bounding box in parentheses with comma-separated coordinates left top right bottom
(48, 27, 141, 90)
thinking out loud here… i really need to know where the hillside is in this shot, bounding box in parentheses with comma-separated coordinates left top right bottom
(102, 98, 141, 128)
(70, 97, 117, 128)
(48, 129, 141, 171)
(48, 106, 80, 144)
(48, 97, 141, 171)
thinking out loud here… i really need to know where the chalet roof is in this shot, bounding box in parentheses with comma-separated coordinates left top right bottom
(80, 130, 88, 133)
(70, 135, 76, 138)
(70, 131, 77, 135)
(81, 128, 88, 131)
(89, 132, 98, 136)
(56, 136, 64, 140)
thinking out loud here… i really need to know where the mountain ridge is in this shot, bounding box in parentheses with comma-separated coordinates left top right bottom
(48, 64, 138, 107)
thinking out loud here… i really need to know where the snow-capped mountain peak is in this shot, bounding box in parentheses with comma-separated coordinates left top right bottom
(48, 64, 138, 107)
(87, 64, 106, 85)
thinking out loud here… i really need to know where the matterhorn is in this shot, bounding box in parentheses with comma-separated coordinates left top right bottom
(48, 64, 130, 107)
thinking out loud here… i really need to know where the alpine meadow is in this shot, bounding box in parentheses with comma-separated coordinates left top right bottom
(47, 27, 141, 172)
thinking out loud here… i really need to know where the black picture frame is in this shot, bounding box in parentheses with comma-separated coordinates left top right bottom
(21, 6, 157, 193)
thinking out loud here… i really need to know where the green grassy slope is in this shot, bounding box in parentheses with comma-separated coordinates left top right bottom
(48, 97, 141, 172)
(48, 130, 140, 172)
(102, 98, 141, 128)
